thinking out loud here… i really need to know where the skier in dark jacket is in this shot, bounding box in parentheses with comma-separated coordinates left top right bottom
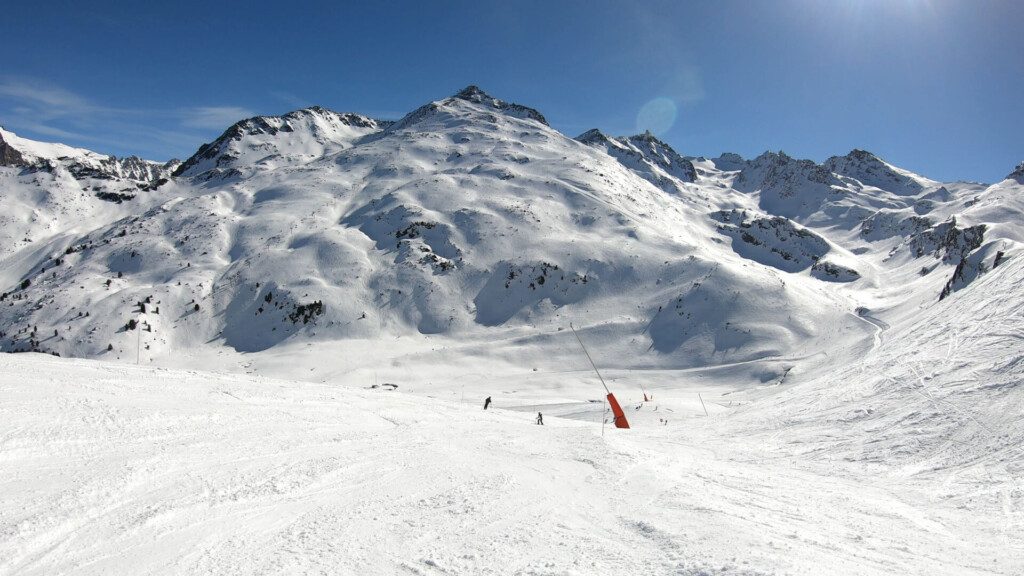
(484, 396, 492, 410)
(536, 412, 544, 425)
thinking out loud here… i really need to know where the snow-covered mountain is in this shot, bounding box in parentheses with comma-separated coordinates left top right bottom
(1007, 161, 1024, 183)
(576, 128, 697, 193)
(0, 127, 181, 263)
(0, 87, 1020, 368)
(1, 86, 1021, 575)
(172, 106, 389, 180)
(0, 127, 177, 182)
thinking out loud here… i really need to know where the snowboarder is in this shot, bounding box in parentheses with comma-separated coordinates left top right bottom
(483, 396, 492, 410)
(536, 412, 544, 425)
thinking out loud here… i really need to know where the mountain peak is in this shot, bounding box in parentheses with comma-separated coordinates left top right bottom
(1008, 161, 1024, 182)
(173, 107, 387, 179)
(845, 148, 878, 161)
(453, 85, 488, 100)
(628, 130, 668, 147)
(824, 149, 930, 194)
(575, 128, 609, 145)
(0, 129, 28, 167)
(713, 152, 746, 170)
(449, 85, 548, 126)
(578, 127, 696, 186)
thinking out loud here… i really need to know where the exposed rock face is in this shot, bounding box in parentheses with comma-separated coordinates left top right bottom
(453, 85, 549, 126)
(1008, 161, 1024, 182)
(732, 151, 844, 218)
(67, 155, 173, 183)
(825, 149, 926, 195)
(0, 132, 27, 167)
(736, 151, 838, 195)
(904, 217, 986, 263)
(810, 260, 861, 282)
(859, 211, 934, 241)
(712, 152, 746, 171)
(577, 129, 697, 187)
(711, 209, 837, 274)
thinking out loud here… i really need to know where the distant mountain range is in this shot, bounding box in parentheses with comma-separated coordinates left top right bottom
(0, 86, 1020, 366)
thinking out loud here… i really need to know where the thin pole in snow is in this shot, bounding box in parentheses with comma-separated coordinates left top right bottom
(136, 316, 141, 365)
(569, 322, 610, 395)
(698, 392, 709, 417)
(638, 375, 650, 401)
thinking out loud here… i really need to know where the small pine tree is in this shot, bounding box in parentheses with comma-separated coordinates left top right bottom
(107, 343, 113, 351)
(194, 303, 200, 312)
(20, 279, 30, 290)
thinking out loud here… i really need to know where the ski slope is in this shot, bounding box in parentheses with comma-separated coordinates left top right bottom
(2, 254, 1022, 575)
(1, 345, 1018, 576)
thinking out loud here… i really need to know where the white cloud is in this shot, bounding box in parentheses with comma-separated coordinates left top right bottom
(0, 79, 97, 116)
(0, 76, 254, 159)
(180, 106, 255, 130)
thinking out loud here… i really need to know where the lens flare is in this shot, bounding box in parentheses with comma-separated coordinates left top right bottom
(636, 97, 677, 135)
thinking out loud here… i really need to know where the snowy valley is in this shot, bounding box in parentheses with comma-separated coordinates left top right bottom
(0, 86, 1021, 575)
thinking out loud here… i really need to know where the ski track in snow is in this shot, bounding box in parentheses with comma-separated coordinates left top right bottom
(1, 349, 1020, 576)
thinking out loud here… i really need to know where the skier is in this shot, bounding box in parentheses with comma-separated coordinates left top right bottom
(536, 412, 544, 425)
(483, 396, 492, 410)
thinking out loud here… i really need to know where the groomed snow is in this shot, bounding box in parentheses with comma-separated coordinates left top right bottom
(1, 265, 1020, 576)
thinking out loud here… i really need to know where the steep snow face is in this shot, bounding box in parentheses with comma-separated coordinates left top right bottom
(0, 128, 183, 263)
(576, 129, 696, 194)
(825, 149, 935, 195)
(172, 107, 389, 180)
(731, 151, 846, 219)
(725, 253, 1024, 475)
(1, 127, 107, 166)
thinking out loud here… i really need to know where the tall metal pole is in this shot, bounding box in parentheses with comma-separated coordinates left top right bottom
(569, 323, 610, 395)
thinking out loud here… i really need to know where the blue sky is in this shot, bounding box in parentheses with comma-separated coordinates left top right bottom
(1, 0, 1021, 182)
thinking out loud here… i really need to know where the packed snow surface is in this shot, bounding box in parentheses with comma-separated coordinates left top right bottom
(1, 323, 1019, 576)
